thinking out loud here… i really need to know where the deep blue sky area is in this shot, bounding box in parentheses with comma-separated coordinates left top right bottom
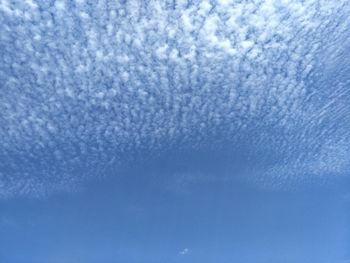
(1, 0, 350, 262)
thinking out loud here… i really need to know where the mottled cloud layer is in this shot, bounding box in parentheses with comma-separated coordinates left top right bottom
(1, 0, 350, 197)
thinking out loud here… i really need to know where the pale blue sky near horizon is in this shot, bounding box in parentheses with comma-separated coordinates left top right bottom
(1, 166, 350, 263)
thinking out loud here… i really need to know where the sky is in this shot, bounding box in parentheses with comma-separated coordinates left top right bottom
(0, 0, 350, 262)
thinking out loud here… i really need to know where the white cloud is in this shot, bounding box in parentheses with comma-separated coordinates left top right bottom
(0, 0, 349, 197)
(179, 248, 189, 255)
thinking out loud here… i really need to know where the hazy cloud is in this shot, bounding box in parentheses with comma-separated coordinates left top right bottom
(179, 248, 189, 255)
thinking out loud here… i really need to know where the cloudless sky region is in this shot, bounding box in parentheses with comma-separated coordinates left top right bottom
(1, 0, 350, 262)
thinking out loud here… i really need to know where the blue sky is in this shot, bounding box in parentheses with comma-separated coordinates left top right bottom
(0, 171, 349, 263)
(1, 0, 350, 262)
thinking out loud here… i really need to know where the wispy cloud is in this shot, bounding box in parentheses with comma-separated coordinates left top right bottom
(0, 0, 350, 197)
(179, 248, 189, 255)
(0, 216, 17, 228)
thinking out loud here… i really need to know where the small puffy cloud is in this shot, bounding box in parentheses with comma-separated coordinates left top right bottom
(179, 248, 189, 255)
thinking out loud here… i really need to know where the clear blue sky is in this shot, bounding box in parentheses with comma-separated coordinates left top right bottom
(0, 168, 350, 263)
(1, 0, 350, 262)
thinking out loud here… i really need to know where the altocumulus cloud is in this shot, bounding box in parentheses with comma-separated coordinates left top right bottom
(0, 0, 350, 197)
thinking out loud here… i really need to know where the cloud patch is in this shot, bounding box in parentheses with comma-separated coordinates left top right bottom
(179, 248, 189, 255)
(0, 0, 350, 197)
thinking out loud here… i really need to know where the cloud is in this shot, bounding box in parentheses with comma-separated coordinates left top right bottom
(179, 248, 189, 255)
(0, 0, 350, 197)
